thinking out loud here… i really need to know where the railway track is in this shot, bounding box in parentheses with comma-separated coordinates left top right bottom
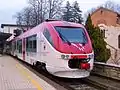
(30, 67, 99, 90)
(52, 77, 98, 90)
(13, 56, 120, 90)
(14, 58, 97, 90)
(86, 73, 120, 90)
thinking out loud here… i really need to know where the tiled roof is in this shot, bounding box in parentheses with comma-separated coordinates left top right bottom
(91, 7, 120, 16)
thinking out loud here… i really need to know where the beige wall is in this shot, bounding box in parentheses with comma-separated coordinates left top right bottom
(2, 26, 17, 41)
(2, 26, 29, 41)
(99, 24, 120, 64)
(3, 26, 17, 34)
(105, 26, 120, 49)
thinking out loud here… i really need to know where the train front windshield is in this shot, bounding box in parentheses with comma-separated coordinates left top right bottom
(55, 27, 88, 44)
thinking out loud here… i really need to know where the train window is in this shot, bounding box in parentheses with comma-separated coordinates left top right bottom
(43, 29, 54, 47)
(26, 35, 37, 52)
(33, 40, 36, 49)
(17, 40, 22, 53)
(32, 36, 37, 52)
(29, 41, 32, 48)
(55, 27, 88, 44)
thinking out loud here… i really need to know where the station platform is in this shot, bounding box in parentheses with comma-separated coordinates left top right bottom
(0, 55, 57, 90)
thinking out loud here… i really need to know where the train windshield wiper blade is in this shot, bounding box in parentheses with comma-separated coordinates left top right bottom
(57, 31, 71, 45)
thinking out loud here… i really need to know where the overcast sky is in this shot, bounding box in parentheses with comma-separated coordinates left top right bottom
(0, 0, 120, 25)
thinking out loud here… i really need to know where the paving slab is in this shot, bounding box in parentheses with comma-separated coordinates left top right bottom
(0, 55, 57, 90)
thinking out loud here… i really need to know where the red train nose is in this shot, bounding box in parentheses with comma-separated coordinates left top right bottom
(80, 63, 90, 69)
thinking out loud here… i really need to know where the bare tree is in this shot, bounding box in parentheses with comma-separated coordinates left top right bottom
(103, 1, 115, 10)
(15, 12, 24, 25)
(84, 1, 120, 21)
(15, 0, 63, 26)
(47, 0, 63, 19)
(28, 0, 42, 24)
(23, 7, 33, 25)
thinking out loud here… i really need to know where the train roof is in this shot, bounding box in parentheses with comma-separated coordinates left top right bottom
(12, 20, 85, 41)
(46, 20, 84, 27)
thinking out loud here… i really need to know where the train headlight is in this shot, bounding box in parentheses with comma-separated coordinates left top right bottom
(61, 55, 65, 59)
(81, 54, 94, 63)
(61, 55, 69, 60)
(65, 55, 69, 59)
(81, 59, 90, 63)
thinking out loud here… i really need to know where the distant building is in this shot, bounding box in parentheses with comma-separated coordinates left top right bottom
(91, 7, 120, 64)
(99, 25, 120, 64)
(91, 7, 120, 27)
(0, 32, 11, 54)
(1, 24, 34, 41)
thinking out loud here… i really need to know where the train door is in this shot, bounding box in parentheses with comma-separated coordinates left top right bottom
(26, 35, 37, 65)
(17, 40, 22, 60)
(11, 41, 17, 56)
(23, 38, 25, 60)
(39, 32, 45, 62)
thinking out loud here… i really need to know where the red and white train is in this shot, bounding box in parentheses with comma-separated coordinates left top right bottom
(10, 20, 94, 78)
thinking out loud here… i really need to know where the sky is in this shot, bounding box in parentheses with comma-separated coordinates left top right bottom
(0, 0, 27, 24)
(0, 0, 120, 25)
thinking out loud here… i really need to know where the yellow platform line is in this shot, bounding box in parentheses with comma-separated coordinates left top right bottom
(16, 63, 43, 90)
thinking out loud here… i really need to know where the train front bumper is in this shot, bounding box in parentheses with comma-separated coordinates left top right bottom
(46, 66, 90, 78)
(46, 52, 94, 78)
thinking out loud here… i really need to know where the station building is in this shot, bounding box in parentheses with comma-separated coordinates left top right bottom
(91, 7, 120, 64)
(0, 24, 33, 54)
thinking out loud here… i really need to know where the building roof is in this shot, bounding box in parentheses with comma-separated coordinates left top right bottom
(91, 7, 120, 16)
(1, 24, 34, 28)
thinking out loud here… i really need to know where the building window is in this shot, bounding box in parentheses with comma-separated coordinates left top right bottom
(118, 35, 120, 49)
(101, 10, 103, 15)
(43, 29, 54, 47)
(101, 29, 105, 38)
(26, 35, 37, 52)
(116, 18, 120, 24)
